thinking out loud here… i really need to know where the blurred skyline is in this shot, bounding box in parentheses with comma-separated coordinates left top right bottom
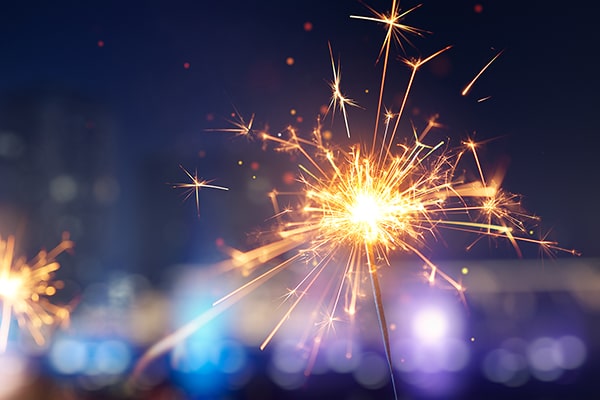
(0, 1, 598, 399)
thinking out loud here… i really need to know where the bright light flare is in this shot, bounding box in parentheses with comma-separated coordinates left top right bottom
(413, 308, 447, 344)
(349, 193, 383, 236)
(0, 234, 74, 352)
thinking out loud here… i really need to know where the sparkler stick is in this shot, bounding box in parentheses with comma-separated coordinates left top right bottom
(366, 242, 398, 398)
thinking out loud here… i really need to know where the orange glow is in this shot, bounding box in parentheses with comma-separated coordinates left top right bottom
(0, 234, 74, 352)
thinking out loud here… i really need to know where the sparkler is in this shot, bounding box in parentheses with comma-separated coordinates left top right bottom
(132, 0, 577, 395)
(0, 233, 74, 352)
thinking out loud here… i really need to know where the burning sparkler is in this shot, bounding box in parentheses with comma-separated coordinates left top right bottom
(0, 233, 74, 352)
(132, 1, 577, 396)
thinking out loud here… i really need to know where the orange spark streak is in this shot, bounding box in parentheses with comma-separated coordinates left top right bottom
(462, 49, 505, 96)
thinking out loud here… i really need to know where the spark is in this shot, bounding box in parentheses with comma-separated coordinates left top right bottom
(350, 2, 427, 59)
(171, 165, 229, 217)
(350, 1, 428, 147)
(326, 42, 360, 138)
(462, 49, 505, 96)
(133, 2, 577, 395)
(205, 109, 256, 138)
(0, 233, 74, 352)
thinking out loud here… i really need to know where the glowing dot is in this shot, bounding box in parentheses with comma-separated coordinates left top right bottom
(474, 4, 483, 13)
(198, 150, 206, 158)
(45, 287, 56, 296)
(215, 238, 224, 247)
(319, 105, 328, 115)
(183, 62, 190, 69)
(461, 267, 469, 275)
(323, 130, 332, 140)
(238, 160, 243, 166)
(206, 113, 215, 121)
(252, 175, 256, 180)
(471, 337, 476, 342)
(282, 172, 295, 185)
(389, 323, 396, 331)
(97, 40, 104, 48)
(49, 175, 78, 203)
(303, 21, 313, 32)
(290, 109, 297, 116)
(364, 89, 369, 94)
(286, 57, 295, 66)
(296, 116, 303, 123)
(250, 161, 259, 171)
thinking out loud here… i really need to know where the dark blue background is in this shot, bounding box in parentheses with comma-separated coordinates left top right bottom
(0, 1, 598, 399)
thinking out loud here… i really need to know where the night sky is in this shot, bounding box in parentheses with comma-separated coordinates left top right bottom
(0, 0, 599, 398)
(1, 1, 598, 266)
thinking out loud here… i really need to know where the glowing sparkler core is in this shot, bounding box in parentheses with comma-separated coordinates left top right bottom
(349, 192, 384, 239)
(0, 276, 22, 299)
(306, 149, 427, 252)
(0, 234, 73, 352)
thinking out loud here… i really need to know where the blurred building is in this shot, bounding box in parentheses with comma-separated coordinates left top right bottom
(0, 87, 119, 283)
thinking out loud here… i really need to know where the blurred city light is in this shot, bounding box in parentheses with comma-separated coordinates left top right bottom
(0, 351, 27, 399)
(412, 308, 448, 344)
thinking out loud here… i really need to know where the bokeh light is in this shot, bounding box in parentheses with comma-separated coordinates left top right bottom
(412, 308, 448, 344)
(0, 351, 27, 399)
(482, 334, 588, 387)
(352, 352, 389, 390)
(49, 337, 88, 375)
